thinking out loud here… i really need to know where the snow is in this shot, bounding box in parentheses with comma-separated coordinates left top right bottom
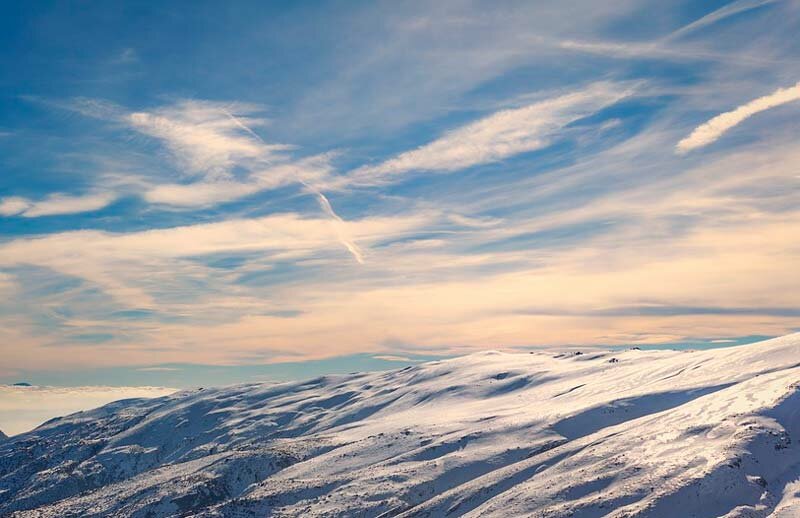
(1, 333, 800, 517)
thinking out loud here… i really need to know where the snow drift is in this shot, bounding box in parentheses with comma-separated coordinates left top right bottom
(2, 334, 800, 517)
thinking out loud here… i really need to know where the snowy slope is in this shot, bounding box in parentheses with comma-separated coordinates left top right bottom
(1, 334, 800, 517)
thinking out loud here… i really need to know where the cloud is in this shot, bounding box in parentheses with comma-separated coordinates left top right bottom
(282, 1, 647, 141)
(143, 181, 262, 207)
(677, 81, 800, 153)
(56, 97, 311, 204)
(554, 39, 768, 65)
(127, 100, 291, 181)
(665, 0, 781, 42)
(110, 47, 139, 65)
(41, 98, 364, 262)
(4, 1, 800, 374)
(3, 120, 800, 371)
(141, 154, 334, 207)
(0, 192, 116, 218)
(515, 305, 800, 318)
(372, 355, 421, 362)
(0, 210, 433, 310)
(350, 82, 633, 183)
(0, 385, 175, 436)
(554, 1, 790, 67)
(446, 213, 503, 228)
(0, 197, 32, 216)
(219, 110, 364, 263)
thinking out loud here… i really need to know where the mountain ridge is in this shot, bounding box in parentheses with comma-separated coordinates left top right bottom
(1, 334, 800, 517)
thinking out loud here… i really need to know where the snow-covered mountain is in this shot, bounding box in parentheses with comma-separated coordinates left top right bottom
(2, 334, 800, 517)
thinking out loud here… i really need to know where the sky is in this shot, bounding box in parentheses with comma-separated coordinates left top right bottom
(1, 0, 800, 391)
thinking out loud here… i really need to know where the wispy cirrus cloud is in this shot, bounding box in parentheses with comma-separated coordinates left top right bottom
(0, 197, 31, 216)
(0, 192, 116, 218)
(56, 97, 285, 180)
(26, 97, 366, 261)
(665, 0, 781, 43)
(677, 80, 800, 153)
(50, 97, 323, 208)
(350, 82, 633, 183)
(0, 210, 434, 307)
(126, 100, 290, 181)
(3, 0, 800, 380)
(554, 0, 789, 67)
(142, 154, 335, 207)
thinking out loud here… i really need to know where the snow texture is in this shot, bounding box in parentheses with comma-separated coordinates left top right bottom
(2, 334, 800, 517)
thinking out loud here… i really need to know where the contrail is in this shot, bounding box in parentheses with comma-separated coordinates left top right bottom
(664, 0, 780, 43)
(225, 109, 264, 141)
(223, 109, 365, 264)
(310, 188, 365, 263)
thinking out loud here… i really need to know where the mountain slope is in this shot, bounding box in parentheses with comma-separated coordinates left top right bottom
(1, 334, 800, 517)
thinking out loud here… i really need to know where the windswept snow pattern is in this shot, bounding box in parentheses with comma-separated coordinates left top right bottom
(2, 334, 800, 517)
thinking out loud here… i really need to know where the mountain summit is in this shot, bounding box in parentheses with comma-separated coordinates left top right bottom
(2, 334, 800, 517)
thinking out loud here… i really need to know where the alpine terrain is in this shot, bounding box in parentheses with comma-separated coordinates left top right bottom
(2, 334, 800, 517)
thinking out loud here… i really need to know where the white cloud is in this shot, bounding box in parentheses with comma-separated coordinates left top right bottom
(677, 81, 800, 153)
(143, 154, 334, 207)
(0, 192, 116, 218)
(447, 213, 503, 228)
(144, 180, 263, 207)
(372, 355, 422, 362)
(552, 1, 790, 69)
(0, 211, 434, 308)
(49, 98, 368, 263)
(350, 82, 633, 183)
(0, 385, 175, 436)
(127, 100, 290, 181)
(665, 0, 780, 42)
(556, 39, 729, 63)
(217, 110, 366, 263)
(56, 98, 310, 206)
(0, 197, 32, 216)
(23, 192, 117, 217)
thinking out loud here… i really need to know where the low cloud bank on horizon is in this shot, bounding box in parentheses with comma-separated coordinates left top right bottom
(0, 385, 176, 436)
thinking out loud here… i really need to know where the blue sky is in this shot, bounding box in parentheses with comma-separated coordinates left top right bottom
(1, 0, 799, 387)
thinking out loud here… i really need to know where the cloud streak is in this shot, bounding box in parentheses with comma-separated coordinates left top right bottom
(3, 0, 800, 378)
(0, 192, 116, 218)
(142, 155, 334, 207)
(127, 100, 289, 181)
(665, 0, 781, 42)
(0, 210, 431, 313)
(350, 82, 633, 183)
(35, 98, 365, 262)
(677, 81, 800, 153)
(222, 109, 365, 263)
(49, 98, 326, 209)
